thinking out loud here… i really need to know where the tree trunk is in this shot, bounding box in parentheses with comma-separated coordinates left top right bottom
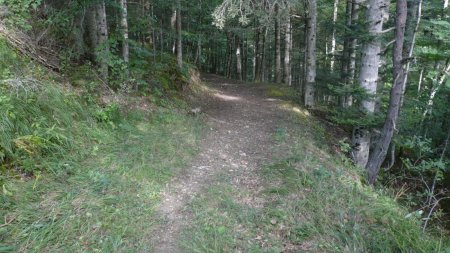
(344, 0, 360, 107)
(86, 8, 98, 57)
(254, 28, 262, 82)
(284, 16, 292, 86)
(243, 38, 248, 81)
(96, 0, 109, 80)
(304, 0, 317, 107)
(260, 28, 267, 82)
(366, 0, 407, 184)
(120, 0, 129, 63)
(421, 61, 450, 121)
(194, 34, 201, 66)
(252, 35, 257, 81)
(351, 0, 388, 168)
(401, 0, 422, 104)
(341, 0, 352, 82)
(275, 4, 282, 83)
(176, 1, 182, 69)
(330, 0, 339, 71)
(236, 36, 243, 81)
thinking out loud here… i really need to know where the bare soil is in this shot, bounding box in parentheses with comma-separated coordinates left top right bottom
(152, 74, 295, 252)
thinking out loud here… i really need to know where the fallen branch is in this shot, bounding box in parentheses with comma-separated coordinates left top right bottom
(0, 22, 60, 71)
(0, 216, 16, 228)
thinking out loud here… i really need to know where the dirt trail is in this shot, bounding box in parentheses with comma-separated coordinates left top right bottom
(152, 74, 292, 252)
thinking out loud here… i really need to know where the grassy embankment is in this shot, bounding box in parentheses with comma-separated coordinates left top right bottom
(0, 39, 202, 252)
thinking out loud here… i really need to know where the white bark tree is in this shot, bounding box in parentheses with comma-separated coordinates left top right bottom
(284, 15, 292, 86)
(120, 0, 129, 63)
(330, 0, 339, 71)
(352, 0, 388, 168)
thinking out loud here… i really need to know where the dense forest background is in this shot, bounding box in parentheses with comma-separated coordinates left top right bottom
(0, 0, 449, 251)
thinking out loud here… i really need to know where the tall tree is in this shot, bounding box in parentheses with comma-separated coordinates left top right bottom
(330, 0, 339, 71)
(275, 4, 282, 83)
(304, 0, 317, 107)
(284, 15, 292, 86)
(351, 0, 388, 167)
(120, 0, 129, 63)
(343, 0, 360, 107)
(365, 0, 408, 184)
(236, 36, 243, 80)
(176, 0, 182, 68)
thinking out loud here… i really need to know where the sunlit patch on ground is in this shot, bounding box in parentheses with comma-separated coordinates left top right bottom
(280, 103, 311, 117)
(214, 93, 242, 101)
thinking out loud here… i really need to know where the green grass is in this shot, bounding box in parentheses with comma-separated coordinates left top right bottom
(1, 99, 202, 252)
(181, 105, 449, 253)
(0, 40, 203, 251)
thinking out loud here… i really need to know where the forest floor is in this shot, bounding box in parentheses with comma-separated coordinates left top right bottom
(151, 74, 443, 253)
(152, 74, 317, 252)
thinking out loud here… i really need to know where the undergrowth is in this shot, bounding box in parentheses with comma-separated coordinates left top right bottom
(0, 39, 202, 252)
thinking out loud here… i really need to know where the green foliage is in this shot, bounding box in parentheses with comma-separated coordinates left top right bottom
(0, 0, 42, 29)
(95, 104, 120, 126)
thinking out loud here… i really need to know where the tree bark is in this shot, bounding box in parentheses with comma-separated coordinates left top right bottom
(254, 27, 262, 82)
(284, 15, 292, 86)
(260, 28, 267, 82)
(275, 4, 282, 83)
(344, 0, 360, 107)
(236, 36, 243, 81)
(330, 0, 339, 71)
(304, 0, 317, 107)
(365, 0, 408, 184)
(120, 0, 129, 63)
(176, 1, 182, 69)
(96, 0, 109, 80)
(351, 0, 388, 168)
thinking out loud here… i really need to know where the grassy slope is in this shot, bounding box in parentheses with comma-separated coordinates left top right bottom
(0, 40, 202, 252)
(181, 86, 449, 253)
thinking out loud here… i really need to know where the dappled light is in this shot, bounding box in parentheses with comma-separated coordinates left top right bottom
(213, 93, 242, 101)
(280, 103, 311, 117)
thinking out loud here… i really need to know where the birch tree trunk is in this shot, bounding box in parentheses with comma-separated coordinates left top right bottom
(120, 0, 129, 63)
(284, 16, 292, 86)
(351, 0, 387, 168)
(176, 1, 182, 69)
(330, 0, 339, 71)
(421, 61, 450, 121)
(304, 0, 317, 107)
(366, 0, 407, 184)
